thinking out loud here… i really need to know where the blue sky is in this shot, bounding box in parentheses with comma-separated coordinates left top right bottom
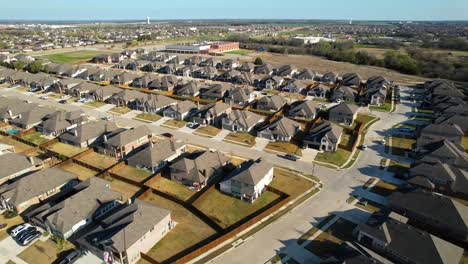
(1, 0, 467, 21)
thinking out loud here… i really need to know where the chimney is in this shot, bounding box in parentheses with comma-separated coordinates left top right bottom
(28, 156, 35, 165)
(18, 113, 22, 119)
(127, 198, 132, 205)
(150, 141, 154, 148)
(103, 134, 108, 142)
(7, 110, 12, 117)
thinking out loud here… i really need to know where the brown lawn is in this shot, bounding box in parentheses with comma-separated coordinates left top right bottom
(270, 168, 315, 199)
(47, 142, 87, 157)
(60, 162, 97, 181)
(146, 176, 195, 201)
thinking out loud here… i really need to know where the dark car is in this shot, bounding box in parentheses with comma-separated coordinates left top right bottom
(15, 227, 36, 241)
(20, 230, 41, 246)
(279, 154, 298, 161)
(161, 132, 174, 138)
(58, 99, 67, 104)
(186, 122, 200, 129)
(58, 249, 83, 264)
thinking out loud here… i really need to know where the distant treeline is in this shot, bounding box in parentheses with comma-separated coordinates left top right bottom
(227, 35, 468, 82)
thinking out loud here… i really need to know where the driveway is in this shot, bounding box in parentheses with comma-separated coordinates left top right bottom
(300, 148, 318, 163)
(74, 251, 103, 264)
(253, 137, 270, 151)
(0, 236, 29, 264)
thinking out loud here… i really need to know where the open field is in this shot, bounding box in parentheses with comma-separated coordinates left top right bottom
(270, 168, 315, 199)
(146, 176, 195, 201)
(114, 165, 152, 182)
(225, 49, 250, 56)
(60, 162, 97, 181)
(194, 126, 221, 137)
(18, 239, 75, 264)
(37, 50, 110, 63)
(355, 46, 468, 60)
(78, 152, 117, 170)
(305, 218, 357, 258)
(107, 177, 141, 200)
(143, 192, 216, 262)
(248, 52, 427, 85)
(265, 141, 302, 156)
(224, 132, 256, 146)
(21, 132, 49, 145)
(194, 189, 280, 229)
(47, 142, 87, 157)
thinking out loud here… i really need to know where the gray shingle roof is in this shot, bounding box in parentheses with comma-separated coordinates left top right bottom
(0, 153, 41, 181)
(127, 139, 184, 168)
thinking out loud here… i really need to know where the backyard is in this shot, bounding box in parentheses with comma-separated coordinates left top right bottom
(106, 176, 141, 200)
(134, 113, 162, 122)
(37, 50, 110, 63)
(144, 193, 216, 262)
(78, 152, 117, 170)
(224, 132, 256, 146)
(60, 162, 97, 181)
(21, 132, 49, 145)
(0, 137, 34, 153)
(146, 176, 196, 201)
(265, 141, 302, 156)
(194, 189, 280, 229)
(162, 119, 187, 128)
(114, 165, 152, 183)
(47, 142, 87, 157)
(194, 126, 221, 137)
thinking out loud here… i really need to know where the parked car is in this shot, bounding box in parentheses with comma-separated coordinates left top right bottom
(101, 116, 111, 121)
(10, 223, 32, 237)
(186, 122, 200, 129)
(15, 227, 36, 241)
(161, 132, 174, 138)
(279, 153, 298, 161)
(58, 99, 67, 104)
(20, 230, 41, 246)
(58, 249, 83, 264)
(39, 95, 48, 100)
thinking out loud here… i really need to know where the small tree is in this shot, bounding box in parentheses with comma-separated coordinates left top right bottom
(254, 57, 263, 65)
(12, 61, 26, 70)
(26, 61, 44, 73)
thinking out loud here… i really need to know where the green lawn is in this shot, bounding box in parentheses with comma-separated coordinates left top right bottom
(21, 132, 49, 145)
(369, 102, 392, 112)
(146, 176, 196, 201)
(134, 113, 162, 122)
(224, 49, 250, 56)
(269, 168, 316, 199)
(162, 119, 187, 128)
(108, 106, 132, 115)
(38, 50, 111, 63)
(315, 148, 351, 167)
(194, 189, 280, 229)
(144, 193, 216, 263)
(224, 132, 256, 146)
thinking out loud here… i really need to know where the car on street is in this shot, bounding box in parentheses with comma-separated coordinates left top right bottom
(186, 122, 200, 129)
(101, 116, 111, 121)
(361, 145, 368, 150)
(10, 223, 32, 237)
(20, 230, 41, 246)
(39, 95, 48, 100)
(58, 99, 67, 104)
(278, 153, 298, 161)
(58, 249, 83, 264)
(161, 132, 174, 138)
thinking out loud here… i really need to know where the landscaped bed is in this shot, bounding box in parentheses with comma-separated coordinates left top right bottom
(78, 152, 117, 170)
(265, 141, 302, 156)
(60, 162, 97, 181)
(134, 113, 162, 122)
(0, 212, 23, 241)
(146, 176, 196, 201)
(18, 239, 75, 264)
(304, 218, 357, 257)
(194, 126, 221, 137)
(162, 119, 187, 128)
(21, 132, 49, 145)
(114, 165, 152, 183)
(269, 168, 315, 199)
(194, 188, 280, 229)
(47, 142, 87, 157)
(108, 106, 132, 115)
(369, 180, 398, 197)
(224, 132, 256, 146)
(144, 193, 216, 263)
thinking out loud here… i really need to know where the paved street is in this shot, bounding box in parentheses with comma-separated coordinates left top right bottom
(0, 85, 416, 264)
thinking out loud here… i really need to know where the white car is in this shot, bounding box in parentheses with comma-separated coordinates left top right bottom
(39, 95, 48, 100)
(101, 116, 111, 121)
(10, 223, 32, 237)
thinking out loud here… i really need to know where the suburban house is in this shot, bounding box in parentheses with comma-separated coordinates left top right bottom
(9, 107, 58, 129)
(341, 72, 362, 87)
(256, 76, 284, 90)
(388, 190, 468, 243)
(272, 65, 297, 77)
(215, 69, 241, 82)
(224, 87, 255, 106)
(288, 100, 320, 120)
(28, 177, 123, 239)
(237, 62, 255, 72)
(147, 75, 178, 91)
(191, 66, 217, 79)
(170, 150, 229, 190)
(163, 100, 198, 120)
(321, 72, 338, 84)
(366, 76, 389, 90)
(220, 159, 274, 203)
(307, 84, 332, 98)
(110, 72, 139, 85)
(99, 126, 153, 159)
(135, 94, 177, 114)
(416, 139, 468, 169)
(0, 153, 43, 185)
(255, 95, 287, 112)
(174, 81, 200, 97)
(408, 160, 468, 198)
(293, 69, 316, 80)
(68, 82, 101, 98)
(216, 59, 237, 70)
(131, 74, 158, 88)
(199, 83, 230, 101)
(416, 124, 463, 149)
(192, 102, 232, 126)
(282, 79, 313, 94)
(330, 86, 358, 103)
(303, 120, 343, 152)
(257, 117, 301, 141)
(49, 78, 82, 94)
(127, 139, 186, 173)
(59, 121, 120, 148)
(434, 114, 468, 133)
(106, 89, 146, 108)
(254, 64, 274, 75)
(89, 85, 122, 102)
(37, 110, 86, 137)
(0, 168, 78, 213)
(356, 211, 463, 264)
(328, 103, 359, 126)
(78, 200, 173, 264)
(222, 110, 264, 132)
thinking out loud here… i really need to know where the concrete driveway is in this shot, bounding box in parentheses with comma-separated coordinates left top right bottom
(0, 236, 29, 264)
(74, 251, 103, 264)
(300, 148, 318, 163)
